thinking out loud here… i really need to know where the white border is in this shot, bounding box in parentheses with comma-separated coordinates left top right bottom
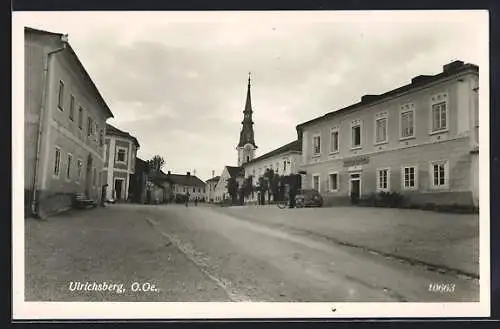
(13, 10, 490, 320)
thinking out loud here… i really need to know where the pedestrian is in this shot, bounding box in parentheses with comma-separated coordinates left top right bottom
(186, 192, 190, 207)
(100, 184, 108, 207)
(194, 197, 198, 206)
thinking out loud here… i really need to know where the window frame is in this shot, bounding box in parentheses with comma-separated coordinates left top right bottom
(376, 167, 391, 192)
(430, 160, 449, 189)
(78, 107, 84, 129)
(399, 103, 416, 140)
(311, 173, 321, 192)
(329, 126, 340, 154)
(66, 153, 73, 181)
(328, 171, 339, 192)
(350, 120, 362, 150)
(53, 146, 62, 178)
(312, 133, 321, 156)
(69, 95, 75, 121)
(57, 80, 65, 111)
(76, 159, 83, 183)
(401, 165, 418, 191)
(115, 146, 128, 164)
(374, 112, 389, 145)
(429, 92, 449, 134)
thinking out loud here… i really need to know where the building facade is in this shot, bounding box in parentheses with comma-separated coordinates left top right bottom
(167, 171, 206, 201)
(102, 124, 139, 202)
(296, 60, 479, 207)
(242, 140, 302, 203)
(205, 175, 220, 202)
(213, 166, 244, 202)
(128, 157, 148, 204)
(24, 27, 114, 217)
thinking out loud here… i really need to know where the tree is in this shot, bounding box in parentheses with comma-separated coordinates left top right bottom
(263, 168, 281, 203)
(226, 177, 239, 204)
(147, 155, 165, 177)
(257, 176, 268, 205)
(241, 176, 254, 199)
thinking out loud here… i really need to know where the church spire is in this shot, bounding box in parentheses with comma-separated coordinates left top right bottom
(238, 72, 257, 149)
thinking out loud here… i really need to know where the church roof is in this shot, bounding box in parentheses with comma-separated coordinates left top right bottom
(242, 140, 302, 166)
(226, 166, 244, 178)
(237, 73, 257, 148)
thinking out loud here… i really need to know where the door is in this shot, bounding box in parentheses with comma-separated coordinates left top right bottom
(85, 155, 93, 197)
(350, 173, 361, 204)
(114, 179, 123, 201)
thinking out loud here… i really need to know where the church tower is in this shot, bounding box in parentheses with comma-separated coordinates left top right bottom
(236, 73, 258, 166)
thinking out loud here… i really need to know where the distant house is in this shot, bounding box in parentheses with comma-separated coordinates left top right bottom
(102, 124, 140, 202)
(24, 27, 114, 217)
(205, 175, 220, 203)
(213, 166, 244, 202)
(166, 171, 206, 201)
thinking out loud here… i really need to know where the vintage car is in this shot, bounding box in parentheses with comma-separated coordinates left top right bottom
(295, 189, 323, 208)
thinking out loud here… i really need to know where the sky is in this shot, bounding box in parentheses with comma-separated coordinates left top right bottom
(16, 11, 486, 181)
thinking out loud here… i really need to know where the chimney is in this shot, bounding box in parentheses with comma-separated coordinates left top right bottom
(212, 170, 215, 178)
(411, 75, 433, 84)
(167, 171, 171, 175)
(443, 60, 464, 73)
(361, 94, 379, 103)
(187, 171, 190, 176)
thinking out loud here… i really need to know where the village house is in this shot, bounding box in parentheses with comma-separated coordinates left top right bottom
(166, 171, 206, 202)
(213, 166, 244, 202)
(102, 124, 139, 202)
(241, 139, 302, 203)
(205, 175, 220, 203)
(296, 60, 479, 207)
(24, 27, 114, 217)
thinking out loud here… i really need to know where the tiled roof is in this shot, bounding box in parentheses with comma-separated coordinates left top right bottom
(25, 27, 114, 119)
(206, 176, 221, 183)
(106, 124, 140, 147)
(166, 173, 206, 187)
(243, 140, 301, 166)
(226, 166, 244, 178)
(296, 60, 479, 131)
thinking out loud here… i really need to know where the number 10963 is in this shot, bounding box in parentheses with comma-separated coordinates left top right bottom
(428, 283, 455, 293)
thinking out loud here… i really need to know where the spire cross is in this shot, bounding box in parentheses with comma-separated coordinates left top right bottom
(248, 72, 251, 85)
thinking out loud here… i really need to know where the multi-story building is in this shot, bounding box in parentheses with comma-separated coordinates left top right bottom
(24, 27, 114, 217)
(102, 124, 139, 202)
(242, 140, 302, 203)
(205, 175, 220, 202)
(296, 60, 479, 207)
(167, 171, 207, 201)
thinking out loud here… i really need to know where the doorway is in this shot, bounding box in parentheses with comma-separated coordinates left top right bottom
(349, 173, 362, 204)
(114, 179, 124, 201)
(85, 155, 93, 197)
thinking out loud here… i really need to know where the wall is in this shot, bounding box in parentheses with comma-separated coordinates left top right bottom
(299, 70, 479, 207)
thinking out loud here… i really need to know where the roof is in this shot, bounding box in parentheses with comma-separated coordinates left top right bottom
(226, 166, 244, 178)
(166, 173, 206, 187)
(206, 176, 220, 183)
(25, 27, 114, 120)
(106, 124, 140, 147)
(242, 140, 302, 166)
(134, 157, 148, 173)
(296, 60, 479, 132)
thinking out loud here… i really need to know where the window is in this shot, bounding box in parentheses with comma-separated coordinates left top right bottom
(69, 95, 75, 121)
(431, 161, 448, 188)
(66, 153, 73, 180)
(400, 103, 415, 139)
(276, 163, 279, 173)
(351, 123, 361, 148)
(117, 148, 126, 163)
(313, 135, 321, 155)
(283, 161, 287, 172)
(53, 147, 61, 177)
(402, 166, 417, 190)
(193, 187, 196, 192)
(432, 102, 447, 132)
(87, 117, 93, 136)
(76, 159, 83, 182)
(375, 116, 388, 144)
(377, 168, 390, 191)
(328, 173, 339, 191)
(99, 129, 104, 147)
(78, 107, 83, 129)
(58, 80, 64, 110)
(198, 187, 201, 193)
(330, 129, 339, 153)
(312, 174, 320, 192)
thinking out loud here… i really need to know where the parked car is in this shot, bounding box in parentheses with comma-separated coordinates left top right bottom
(295, 189, 323, 208)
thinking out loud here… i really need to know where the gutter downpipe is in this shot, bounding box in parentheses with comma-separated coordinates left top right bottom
(31, 35, 68, 217)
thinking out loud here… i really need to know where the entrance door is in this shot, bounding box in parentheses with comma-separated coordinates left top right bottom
(85, 155, 93, 197)
(349, 173, 361, 204)
(114, 179, 123, 201)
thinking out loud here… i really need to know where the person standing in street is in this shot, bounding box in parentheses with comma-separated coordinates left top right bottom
(186, 192, 190, 207)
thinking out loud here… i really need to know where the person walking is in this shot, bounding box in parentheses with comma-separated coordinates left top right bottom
(194, 197, 198, 206)
(185, 192, 190, 207)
